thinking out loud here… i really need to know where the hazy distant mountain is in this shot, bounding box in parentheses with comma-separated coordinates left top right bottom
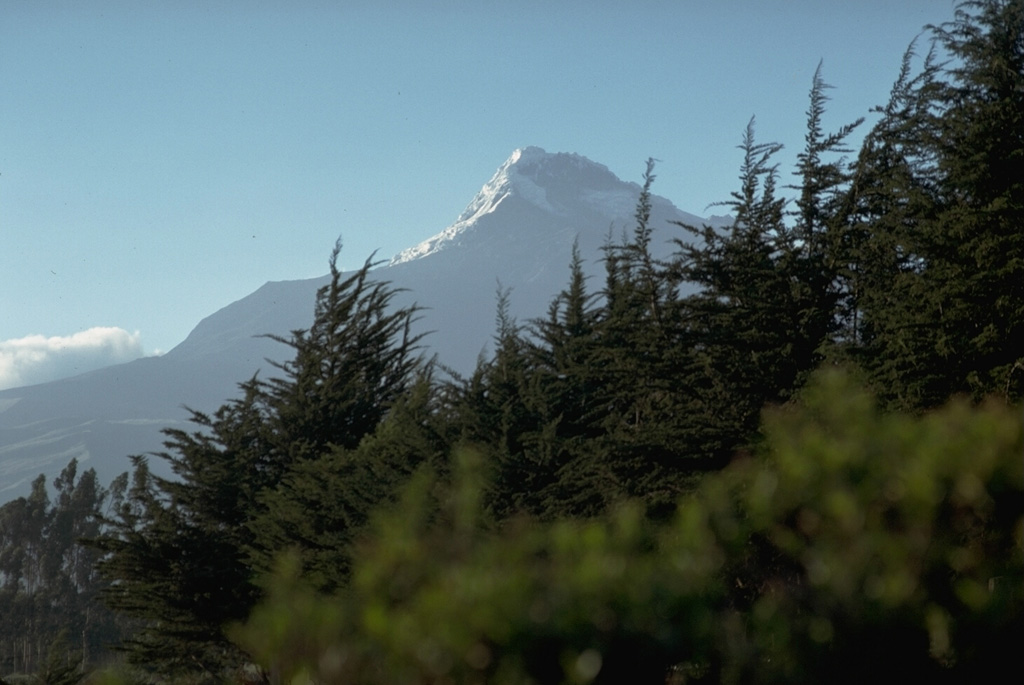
(0, 147, 726, 502)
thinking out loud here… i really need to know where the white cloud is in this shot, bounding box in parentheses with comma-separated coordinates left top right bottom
(0, 327, 145, 391)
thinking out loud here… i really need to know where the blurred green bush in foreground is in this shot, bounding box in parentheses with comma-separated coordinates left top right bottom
(232, 371, 1023, 684)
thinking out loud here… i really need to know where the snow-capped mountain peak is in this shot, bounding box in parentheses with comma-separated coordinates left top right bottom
(389, 147, 631, 266)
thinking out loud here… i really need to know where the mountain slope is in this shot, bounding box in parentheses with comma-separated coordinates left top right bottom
(0, 147, 722, 501)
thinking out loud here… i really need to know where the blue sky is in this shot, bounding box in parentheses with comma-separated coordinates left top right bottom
(1, 0, 948, 389)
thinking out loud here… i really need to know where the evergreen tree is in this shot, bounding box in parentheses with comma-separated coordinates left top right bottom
(446, 286, 544, 519)
(87, 376, 283, 677)
(250, 371, 448, 593)
(835, 43, 944, 407)
(90, 242, 432, 678)
(259, 243, 425, 461)
(790, 62, 863, 370)
(1, 462, 118, 677)
(844, 0, 1024, 407)
(669, 120, 796, 465)
(247, 242, 432, 590)
(458, 247, 615, 520)
(584, 160, 708, 513)
(668, 68, 861, 461)
(521, 243, 609, 518)
(0, 477, 52, 675)
(926, 0, 1024, 402)
(92, 453, 252, 678)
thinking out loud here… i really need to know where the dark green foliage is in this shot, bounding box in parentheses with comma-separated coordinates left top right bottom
(666, 75, 860, 469)
(452, 57, 869, 520)
(247, 243, 433, 590)
(793, 62, 864, 246)
(233, 371, 1024, 685)
(88, 242, 434, 679)
(29, 632, 86, 685)
(445, 286, 543, 518)
(832, 40, 943, 397)
(672, 120, 793, 453)
(90, 401, 267, 677)
(705, 371, 1024, 683)
(518, 244, 611, 517)
(451, 161, 727, 520)
(842, 0, 1024, 408)
(586, 160, 709, 509)
(259, 243, 426, 460)
(250, 372, 449, 593)
(925, 0, 1024, 402)
(0, 461, 119, 678)
(88, 372, 297, 677)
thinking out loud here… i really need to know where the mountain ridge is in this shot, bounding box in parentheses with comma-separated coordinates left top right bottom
(0, 147, 724, 501)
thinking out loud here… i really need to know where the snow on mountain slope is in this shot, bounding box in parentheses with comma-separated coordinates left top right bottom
(0, 147, 725, 502)
(391, 146, 704, 265)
